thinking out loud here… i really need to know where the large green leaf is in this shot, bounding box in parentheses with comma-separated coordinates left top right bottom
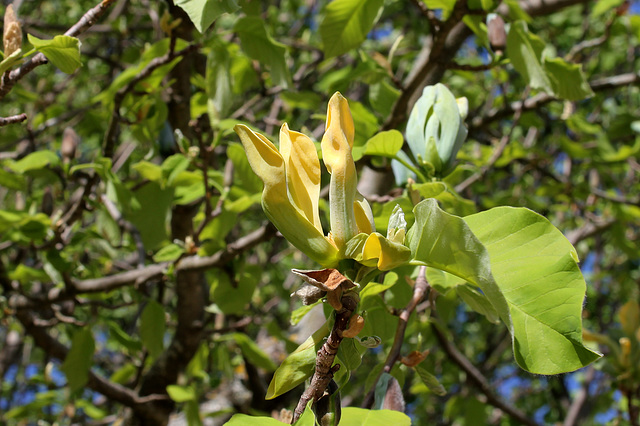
(407, 199, 512, 329)
(61, 327, 95, 392)
(319, 0, 384, 58)
(174, 0, 239, 33)
(234, 16, 290, 88)
(265, 322, 329, 399)
(340, 407, 412, 425)
(27, 34, 82, 74)
(363, 130, 403, 158)
(140, 301, 166, 358)
(506, 21, 551, 92)
(463, 207, 601, 374)
(226, 402, 314, 425)
(9, 150, 60, 173)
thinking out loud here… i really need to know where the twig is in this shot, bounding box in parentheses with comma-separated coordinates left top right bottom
(566, 218, 616, 245)
(292, 294, 359, 423)
(8, 222, 278, 309)
(102, 43, 200, 158)
(0, 0, 117, 101)
(563, 367, 594, 426)
(0, 113, 27, 126)
(431, 319, 541, 426)
(361, 266, 430, 408)
(456, 87, 531, 193)
(471, 71, 640, 130)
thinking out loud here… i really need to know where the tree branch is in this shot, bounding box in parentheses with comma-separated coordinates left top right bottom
(361, 266, 429, 408)
(8, 222, 277, 309)
(471, 71, 640, 130)
(292, 293, 359, 424)
(431, 320, 541, 426)
(0, 113, 27, 126)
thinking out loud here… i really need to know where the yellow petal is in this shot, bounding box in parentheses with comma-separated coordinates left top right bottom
(321, 92, 358, 251)
(234, 124, 338, 266)
(279, 123, 323, 232)
(362, 232, 412, 271)
(353, 193, 375, 235)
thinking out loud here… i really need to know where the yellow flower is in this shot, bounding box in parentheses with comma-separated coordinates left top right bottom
(234, 92, 410, 271)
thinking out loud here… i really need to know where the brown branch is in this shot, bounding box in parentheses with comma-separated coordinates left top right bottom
(566, 218, 616, 246)
(431, 320, 541, 426)
(102, 43, 200, 158)
(384, 0, 593, 132)
(292, 294, 359, 423)
(471, 71, 640, 130)
(0, 0, 117, 101)
(8, 222, 277, 309)
(456, 87, 531, 193)
(14, 309, 169, 421)
(361, 266, 429, 409)
(563, 367, 595, 426)
(0, 113, 27, 126)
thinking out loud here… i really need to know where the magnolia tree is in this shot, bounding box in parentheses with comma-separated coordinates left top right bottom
(0, 0, 639, 425)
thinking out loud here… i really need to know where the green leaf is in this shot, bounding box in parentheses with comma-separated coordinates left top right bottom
(174, 0, 239, 33)
(364, 130, 403, 158)
(152, 243, 185, 262)
(61, 327, 94, 392)
(456, 283, 500, 324)
(591, 0, 625, 17)
(224, 333, 277, 371)
(506, 21, 551, 92)
(8, 264, 50, 284)
(319, 0, 384, 58)
(234, 16, 290, 88)
(9, 150, 60, 173)
(463, 207, 602, 374)
(414, 364, 446, 396)
(265, 322, 329, 399)
(337, 338, 363, 377)
(544, 57, 594, 101)
(206, 38, 233, 122)
(166, 384, 196, 402)
(132, 161, 162, 182)
(290, 301, 321, 326)
(208, 266, 258, 315)
(227, 403, 314, 425)
(27, 34, 82, 74)
(407, 199, 511, 329)
(339, 407, 412, 425)
(0, 167, 25, 190)
(140, 301, 166, 358)
(107, 321, 143, 353)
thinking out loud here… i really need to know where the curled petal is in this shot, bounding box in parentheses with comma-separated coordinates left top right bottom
(279, 123, 323, 232)
(362, 232, 412, 271)
(235, 124, 338, 266)
(353, 193, 375, 235)
(321, 92, 358, 251)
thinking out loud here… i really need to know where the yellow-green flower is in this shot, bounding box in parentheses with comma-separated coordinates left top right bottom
(234, 92, 410, 271)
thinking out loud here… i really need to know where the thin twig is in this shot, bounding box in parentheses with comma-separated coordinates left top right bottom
(102, 43, 200, 158)
(456, 87, 531, 193)
(8, 222, 278, 309)
(361, 266, 430, 408)
(431, 319, 541, 426)
(0, 113, 27, 126)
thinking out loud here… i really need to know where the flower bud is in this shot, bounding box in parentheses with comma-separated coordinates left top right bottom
(3, 5, 22, 57)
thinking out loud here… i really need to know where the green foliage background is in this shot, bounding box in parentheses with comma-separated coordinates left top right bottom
(0, 0, 639, 424)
